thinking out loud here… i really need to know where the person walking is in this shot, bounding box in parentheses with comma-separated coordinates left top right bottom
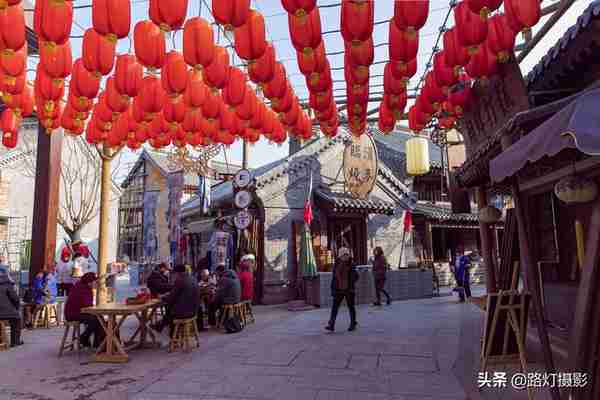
(238, 254, 255, 302)
(372, 247, 391, 306)
(455, 248, 473, 302)
(0, 268, 22, 347)
(325, 247, 359, 332)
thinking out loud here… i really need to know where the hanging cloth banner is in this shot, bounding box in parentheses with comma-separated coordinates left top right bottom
(167, 172, 184, 264)
(143, 191, 160, 262)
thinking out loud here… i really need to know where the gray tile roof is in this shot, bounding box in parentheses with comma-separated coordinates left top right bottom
(314, 187, 396, 215)
(413, 202, 479, 223)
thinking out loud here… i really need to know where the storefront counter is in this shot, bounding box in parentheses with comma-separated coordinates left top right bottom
(306, 267, 433, 308)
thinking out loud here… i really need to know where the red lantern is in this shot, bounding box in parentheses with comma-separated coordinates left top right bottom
(467, 0, 502, 19)
(71, 58, 101, 99)
(288, 8, 322, 55)
(297, 41, 326, 76)
(183, 109, 202, 133)
(0, 44, 26, 80)
(0, 3, 25, 51)
(212, 0, 250, 30)
(35, 64, 64, 102)
(465, 42, 498, 83)
(82, 28, 116, 76)
(340, 0, 374, 45)
(1, 111, 19, 148)
(309, 88, 333, 112)
(346, 37, 373, 67)
(200, 115, 220, 138)
(163, 96, 185, 124)
(263, 62, 288, 99)
(114, 54, 143, 98)
(92, 0, 130, 41)
(347, 82, 369, 104)
(389, 20, 419, 63)
(282, 0, 316, 18)
(2, 84, 33, 116)
(504, 0, 541, 33)
(271, 86, 293, 114)
(454, 1, 488, 53)
(68, 93, 94, 114)
(316, 101, 336, 122)
(236, 87, 258, 121)
(378, 100, 396, 133)
(248, 42, 276, 84)
(281, 100, 300, 127)
(183, 69, 207, 109)
(390, 58, 417, 84)
(433, 51, 458, 92)
(220, 108, 240, 135)
(234, 10, 267, 61)
(34, 0, 73, 47)
(0, 70, 25, 95)
(149, 0, 188, 32)
(408, 105, 425, 132)
(384, 62, 406, 95)
(443, 27, 470, 74)
(487, 14, 517, 63)
(438, 115, 456, 130)
(383, 93, 407, 113)
(138, 76, 165, 116)
(40, 41, 72, 80)
(161, 50, 188, 98)
(183, 17, 215, 70)
(203, 46, 230, 90)
(61, 109, 84, 136)
(249, 103, 265, 130)
(416, 94, 434, 118)
(393, 0, 429, 36)
(105, 76, 130, 113)
(448, 74, 472, 115)
(95, 93, 118, 124)
(201, 90, 221, 121)
(222, 67, 247, 109)
(134, 20, 166, 70)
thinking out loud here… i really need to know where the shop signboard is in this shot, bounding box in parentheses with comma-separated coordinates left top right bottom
(343, 133, 379, 199)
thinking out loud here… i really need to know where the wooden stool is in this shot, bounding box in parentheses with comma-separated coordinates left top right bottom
(58, 321, 81, 357)
(0, 320, 9, 351)
(217, 303, 246, 328)
(240, 300, 255, 325)
(33, 304, 58, 329)
(169, 317, 199, 353)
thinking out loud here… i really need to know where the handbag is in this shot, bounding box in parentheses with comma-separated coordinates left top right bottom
(224, 314, 244, 334)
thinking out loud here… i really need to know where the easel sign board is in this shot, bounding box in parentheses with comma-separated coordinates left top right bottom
(481, 292, 531, 365)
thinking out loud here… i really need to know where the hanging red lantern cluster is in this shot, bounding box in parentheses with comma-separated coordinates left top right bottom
(341, 0, 374, 136)
(282, 1, 336, 137)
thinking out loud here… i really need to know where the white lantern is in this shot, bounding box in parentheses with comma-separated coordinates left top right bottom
(554, 175, 598, 204)
(478, 206, 502, 223)
(406, 137, 430, 176)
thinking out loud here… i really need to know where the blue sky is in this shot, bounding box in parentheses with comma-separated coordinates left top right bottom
(25, 0, 592, 174)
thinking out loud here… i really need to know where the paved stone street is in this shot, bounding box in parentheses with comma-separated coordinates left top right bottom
(1, 287, 553, 400)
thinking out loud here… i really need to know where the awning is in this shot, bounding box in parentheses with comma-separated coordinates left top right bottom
(314, 188, 396, 215)
(490, 88, 600, 183)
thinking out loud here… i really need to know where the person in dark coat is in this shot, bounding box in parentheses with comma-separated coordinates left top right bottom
(64, 272, 105, 348)
(0, 269, 22, 346)
(372, 247, 391, 306)
(146, 263, 172, 296)
(207, 266, 241, 327)
(326, 247, 359, 332)
(154, 264, 200, 336)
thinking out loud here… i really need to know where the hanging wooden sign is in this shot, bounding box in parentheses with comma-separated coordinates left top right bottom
(343, 133, 379, 199)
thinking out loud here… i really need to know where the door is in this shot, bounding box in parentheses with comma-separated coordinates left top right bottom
(328, 217, 367, 265)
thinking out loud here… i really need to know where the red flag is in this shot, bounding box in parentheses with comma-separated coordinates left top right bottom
(303, 199, 313, 225)
(403, 211, 412, 232)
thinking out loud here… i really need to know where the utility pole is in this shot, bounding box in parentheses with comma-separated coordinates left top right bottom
(242, 139, 249, 169)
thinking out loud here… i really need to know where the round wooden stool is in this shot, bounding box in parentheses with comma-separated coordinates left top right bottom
(33, 304, 58, 329)
(58, 321, 81, 357)
(169, 317, 199, 353)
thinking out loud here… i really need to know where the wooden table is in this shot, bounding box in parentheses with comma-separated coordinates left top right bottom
(82, 300, 162, 363)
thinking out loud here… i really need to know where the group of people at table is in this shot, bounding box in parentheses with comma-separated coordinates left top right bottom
(0, 252, 255, 350)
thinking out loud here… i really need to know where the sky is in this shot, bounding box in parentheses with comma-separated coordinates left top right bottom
(23, 0, 593, 177)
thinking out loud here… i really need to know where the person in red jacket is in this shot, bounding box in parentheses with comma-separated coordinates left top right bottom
(64, 272, 105, 348)
(238, 254, 255, 302)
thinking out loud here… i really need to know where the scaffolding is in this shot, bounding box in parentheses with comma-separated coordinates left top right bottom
(0, 216, 29, 271)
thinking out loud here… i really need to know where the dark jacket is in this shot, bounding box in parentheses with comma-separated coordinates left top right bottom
(147, 270, 172, 296)
(215, 270, 241, 305)
(372, 255, 388, 281)
(64, 281, 94, 321)
(0, 273, 20, 319)
(330, 260, 359, 296)
(163, 274, 200, 319)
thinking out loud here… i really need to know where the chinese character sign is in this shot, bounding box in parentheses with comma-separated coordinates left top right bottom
(343, 134, 379, 199)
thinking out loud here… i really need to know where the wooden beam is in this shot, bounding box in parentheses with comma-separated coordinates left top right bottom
(517, 0, 577, 63)
(569, 198, 600, 399)
(512, 181, 561, 400)
(30, 124, 63, 284)
(519, 157, 600, 195)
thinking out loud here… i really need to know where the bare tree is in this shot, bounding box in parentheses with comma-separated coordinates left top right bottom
(20, 129, 124, 241)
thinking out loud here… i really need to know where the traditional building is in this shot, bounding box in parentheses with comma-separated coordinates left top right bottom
(182, 128, 482, 304)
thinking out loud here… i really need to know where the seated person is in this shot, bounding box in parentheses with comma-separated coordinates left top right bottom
(0, 269, 23, 346)
(24, 266, 59, 328)
(207, 266, 241, 327)
(146, 263, 172, 297)
(64, 273, 105, 348)
(238, 254, 255, 302)
(154, 264, 200, 336)
(196, 269, 216, 331)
